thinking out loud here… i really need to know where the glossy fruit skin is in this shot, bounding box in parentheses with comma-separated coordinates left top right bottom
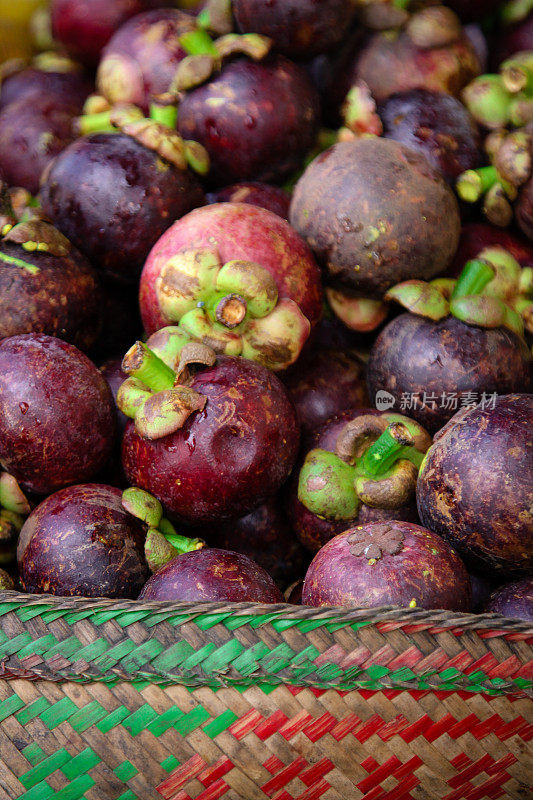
(40, 133, 205, 283)
(206, 182, 291, 221)
(281, 348, 367, 442)
(0, 241, 102, 351)
(302, 521, 471, 611)
(96, 9, 196, 111)
(0, 334, 116, 495)
(0, 97, 78, 195)
(140, 202, 322, 336)
(138, 548, 284, 603)
(177, 55, 320, 186)
(286, 409, 420, 554)
(290, 138, 461, 298)
(18, 484, 149, 598)
(482, 578, 533, 622)
(233, 0, 354, 60)
(122, 356, 300, 524)
(0, 67, 92, 111)
(379, 89, 481, 184)
(448, 223, 533, 277)
(198, 495, 308, 589)
(417, 394, 533, 578)
(367, 314, 532, 433)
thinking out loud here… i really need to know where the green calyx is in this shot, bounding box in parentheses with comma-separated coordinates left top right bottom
(298, 415, 431, 521)
(155, 247, 310, 371)
(462, 75, 516, 130)
(122, 487, 205, 572)
(0, 472, 30, 566)
(325, 288, 388, 333)
(341, 84, 383, 137)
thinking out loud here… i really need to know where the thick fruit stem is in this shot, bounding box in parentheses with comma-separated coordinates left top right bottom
(179, 29, 219, 58)
(360, 423, 416, 477)
(75, 110, 115, 135)
(122, 341, 176, 392)
(122, 487, 163, 528)
(452, 259, 495, 300)
(150, 101, 178, 129)
(215, 294, 247, 328)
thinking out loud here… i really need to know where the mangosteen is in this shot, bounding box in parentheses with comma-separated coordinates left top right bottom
(119, 334, 300, 523)
(90, 281, 144, 360)
(491, 12, 533, 69)
(0, 471, 31, 569)
(379, 88, 481, 183)
(449, 222, 533, 276)
(417, 394, 533, 578)
(17, 484, 149, 598)
(482, 578, 533, 621)
(139, 202, 323, 371)
(40, 109, 206, 282)
(302, 520, 472, 611)
(177, 54, 320, 186)
(290, 137, 460, 331)
(139, 548, 284, 603)
(0, 334, 116, 495)
(0, 55, 92, 111)
(287, 409, 430, 553)
(367, 257, 532, 432)
(206, 182, 291, 220)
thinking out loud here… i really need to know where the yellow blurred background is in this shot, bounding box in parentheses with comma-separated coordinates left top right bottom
(0, 0, 48, 61)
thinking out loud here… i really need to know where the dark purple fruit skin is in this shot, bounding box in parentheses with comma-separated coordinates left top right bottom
(206, 182, 291, 221)
(368, 314, 532, 433)
(233, 0, 355, 60)
(379, 89, 481, 184)
(470, 572, 500, 612)
(0, 241, 103, 351)
(99, 357, 128, 434)
(290, 138, 461, 298)
(0, 67, 92, 112)
(281, 347, 368, 442)
(51, 0, 168, 69)
(516, 176, 533, 243)
(40, 133, 205, 283)
(491, 14, 533, 68)
(302, 521, 472, 611)
(0, 334, 116, 495)
(0, 97, 78, 195)
(286, 409, 420, 554)
(417, 395, 533, 578)
(449, 223, 533, 277)
(122, 356, 300, 524)
(90, 282, 143, 360)
(482, 578, 533, 622)
(177, 55, 320, 187)
(198, 495, 308, 589)
(138, 548, 284, 603)
(443, 0, 501, 22)
(17, 484, 149, 598)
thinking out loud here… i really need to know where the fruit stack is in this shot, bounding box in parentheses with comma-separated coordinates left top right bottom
(0, 2, 531, 799)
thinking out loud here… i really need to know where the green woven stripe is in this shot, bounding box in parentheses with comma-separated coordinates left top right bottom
(19, 781, 54, 800)
(203, 710, 238, 739)
(116, 791, 139, 800)
(201, 639, 244, 673)
(61, 748, 100, 780)
(174, 706, 210, 736)
(96, 706, 129, 733)
(17, 635, 57, 660)
(16, 697, 51, 725)
(54, 775, 95, 800)
(68, 702, 108, 733)
(71, 639, 109, 663)
(120, 639, 165, 671)
(122, 704, 158, 736)
(114, 761, 138, 781)
(43, 635, 81, 660)
(232, 642, 271, 677)
(151, 640, 195, 671)
(39, 697, 78, 729)
(22, 744, 46, 767)
(0, 632, 32, 658)
(19, 749, 70, 789)
(0, 693, 25, 722)
(92, 640, 136, 671)
(161, 756, 180, 772)
(146, 706, 184, 736)
(195, 612, 232, 630)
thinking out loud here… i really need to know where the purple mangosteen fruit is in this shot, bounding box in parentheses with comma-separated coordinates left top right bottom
(302, 520, 472, 611)
(177, 54, 320, 186)
(367, 258, 532, 432)
(138, 548, 284, 603)
(0, 334, 116, 495)
(139, 202, 323, 372)
(470, 571, 500, 612)
(482, 578, 533, 622)
(0, 56, 92, 111)
(417, 394, 533, 578)
(206, 181, 291, 220)
(17, 484, 149, 598)
(287, 409, 430, 554)
(119, 334, 300, 523)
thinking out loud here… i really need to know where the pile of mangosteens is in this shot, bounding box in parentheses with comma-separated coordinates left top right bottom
(0, 0, 531, 624)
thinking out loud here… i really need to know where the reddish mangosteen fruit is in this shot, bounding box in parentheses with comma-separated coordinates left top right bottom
(198, 495, 308, 589)
(232, 0, 355, 60)
(206, 182, 291, 220)
(177, 55, 320, 186)
(51, 0, 171, 69)
(367, 258, 532, 432)
(481, 578, 533, 621)
(0, 207, 103, 351)
(417, 394, 533, 578)
(302, 520, 471, 611)
(138, 548, 284, 602)
(17, 484, 149, 598)
(0, 57, 92, 111)
(449, 222, 533, 277)
(378, 88, 481, 183)
(139, 202, 323, 371)
(119, 334, 300, 523)
(286, 409, 430, 554)
(290, 137, 460, 332)
(40, 127, 206, 283)
(0, 334, 116, 495)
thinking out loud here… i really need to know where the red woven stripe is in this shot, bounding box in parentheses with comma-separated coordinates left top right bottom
(413, 650, 450, 674)
(299, 758, 334, 787)
(376, 715, 409, 741)
(262, 756, 308, 796)
(157, 754, 206, 798)
(198, 758, 233, 787)
(399, 715, 433, 743)
(254, 710, 289, 740)
(357, 756, 402, 793)
(425, 713, 456, 742)
(464, 654, 500, 675)
(450, 753, 472, 771)
(469, 715, 505, 740)
(392, 756, 424, 780)
(330, 712, 361, 741)
(486, 753, 517, 775)
(195, 780, 230, 800)
(382, 773, 420, 799)
(303, 712, 337, 742)
(278, 710, 314, 740)
(354, 714, 385, 743)
(486, 656, 522, 678)
(386, 646, 423, 671)
(227, 709, 263, 740)
(263, 756, 285, 775)
(446, 651, 474, 672)
(338, 646, 371, 669)
(515, 661, 533, 680)
(361, 645, 396, 669)
(446, 713, 480, 739)
(296, 779, 331, 800)
(361, 756, 380, 773)
(494, 716, 531, 740)
(447, 753, 494, 788)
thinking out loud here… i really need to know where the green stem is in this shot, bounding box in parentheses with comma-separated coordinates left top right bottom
(179, 29, 219, 58)
(122, 342, 176, 392)
(360, 423, 416, 477)
(456, 166, 499, 203)
(163, 531, 205, 554)
(76, 110, 115, 135)
(149, 102, 178, 129)
(452, 259, 495, 299)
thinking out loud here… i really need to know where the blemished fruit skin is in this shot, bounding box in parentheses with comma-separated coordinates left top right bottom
(302, 521, 472, 611)
(138, 548, 284, 603)
(206, 182, 291, 221)
(122, 356, 300, 524)
(18, 484, 149, 598)
(417, 395, 533, 579)
(0, 334, 116, 495)
(482, 578, 533, 622)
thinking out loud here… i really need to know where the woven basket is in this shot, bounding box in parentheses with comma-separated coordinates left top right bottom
(0, 592, 531, 800)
